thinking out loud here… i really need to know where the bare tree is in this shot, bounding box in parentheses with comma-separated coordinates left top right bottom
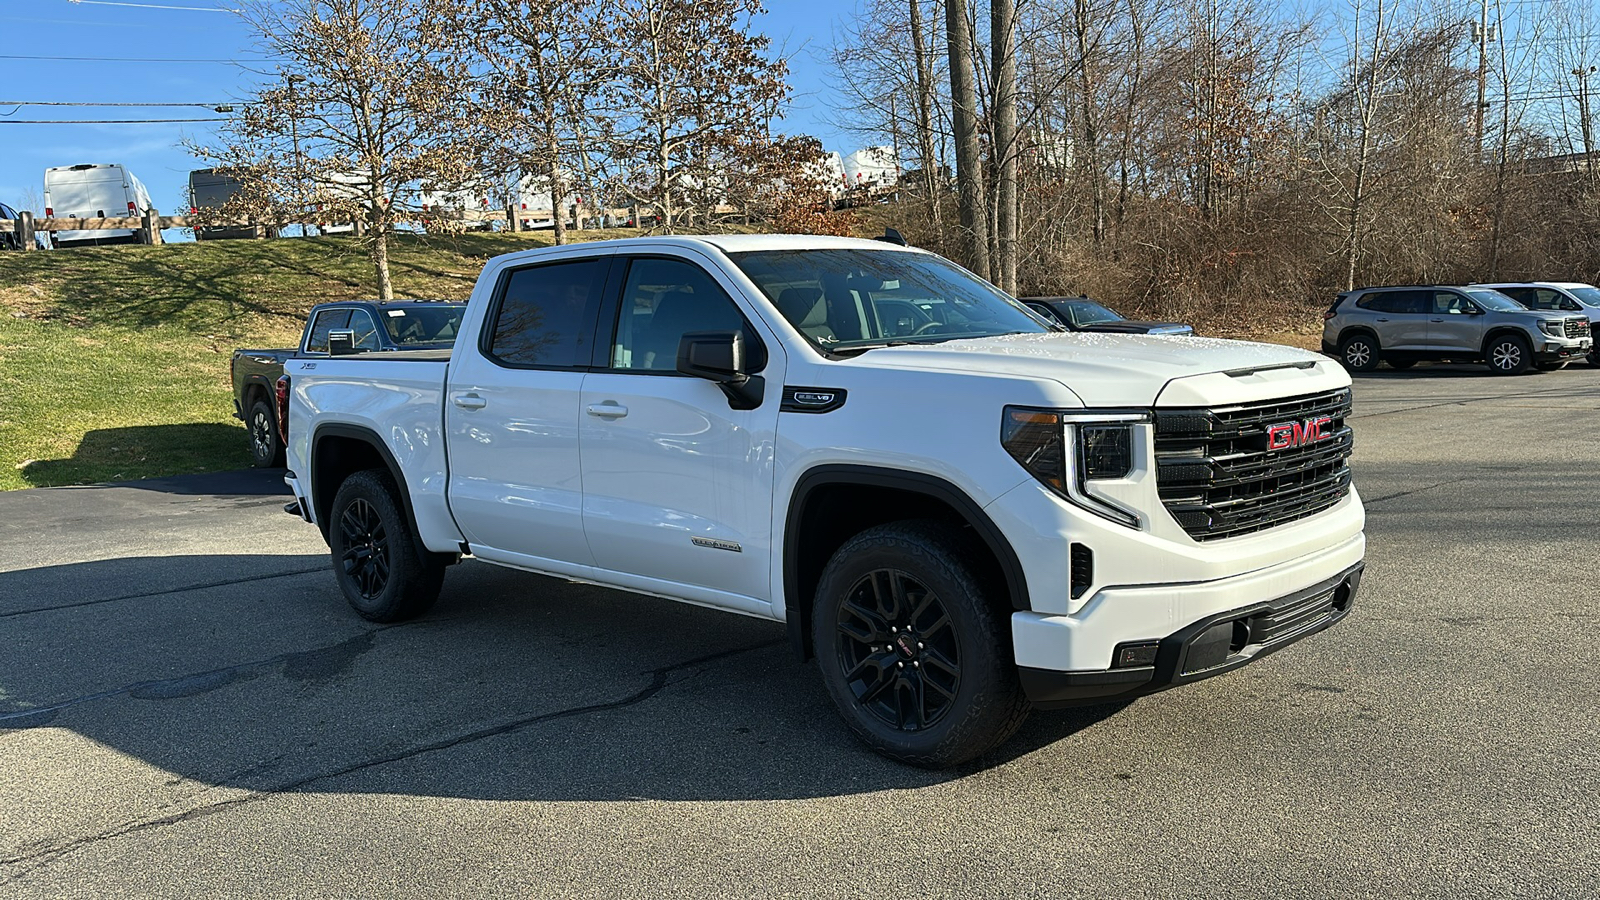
(595, 0, 788, 228)
(946, 0, 991, 276)
(464, 0, 605, 246)
(197, 0, 477, 299)
(992, 0, 1020, 291)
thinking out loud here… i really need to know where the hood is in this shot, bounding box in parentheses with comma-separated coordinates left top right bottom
(1081, 320, 1194, 335)
(844, 332, 1348, 407)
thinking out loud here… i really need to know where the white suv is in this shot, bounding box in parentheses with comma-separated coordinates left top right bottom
(1475, 282, 1600, 367)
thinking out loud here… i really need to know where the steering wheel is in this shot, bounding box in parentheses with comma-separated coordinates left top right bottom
(912, 321, 948, 336)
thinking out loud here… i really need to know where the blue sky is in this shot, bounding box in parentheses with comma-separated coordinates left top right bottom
(0, 0, 862, 216)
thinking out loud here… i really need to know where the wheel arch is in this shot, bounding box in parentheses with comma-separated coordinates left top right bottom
(1481, 326, 1532, 355)
(1337, 326, 1380, 348)
(310, 423, 422, 545)
(783, 464, 1029, 662)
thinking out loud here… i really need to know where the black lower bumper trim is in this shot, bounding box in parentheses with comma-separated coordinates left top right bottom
(1021, 561, 1364, 709)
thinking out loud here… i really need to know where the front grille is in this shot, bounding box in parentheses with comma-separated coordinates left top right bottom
(1566, 317, 1591, 340)
(1154, 388, 1354, 541)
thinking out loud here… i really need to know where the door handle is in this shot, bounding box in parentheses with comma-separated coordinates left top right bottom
(586, 402, 628, 419)
(1375, 317, 1389, 322)
(1430, 318, 1444, 323)
(452, 392, 487, 410)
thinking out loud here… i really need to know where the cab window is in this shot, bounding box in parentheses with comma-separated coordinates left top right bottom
(348, 309, 382, 351)
(608, 257, 764, 372)
(305, 308, 352, 353)
(485, 258, 607, 368)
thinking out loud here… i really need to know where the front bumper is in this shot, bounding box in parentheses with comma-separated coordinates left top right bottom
(1535, 337, 1591, 362)
(1017, 561, 1363, 708)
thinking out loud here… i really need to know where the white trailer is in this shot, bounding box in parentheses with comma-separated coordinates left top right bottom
(43, 164, 155, 247)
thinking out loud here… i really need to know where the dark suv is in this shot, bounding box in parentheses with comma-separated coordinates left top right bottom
(1321, 285, 1591, 374)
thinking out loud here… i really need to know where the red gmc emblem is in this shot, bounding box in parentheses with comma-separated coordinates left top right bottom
(1267, 416, 1334, 451)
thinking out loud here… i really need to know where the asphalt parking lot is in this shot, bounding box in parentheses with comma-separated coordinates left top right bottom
(2, 364, 1597, 898)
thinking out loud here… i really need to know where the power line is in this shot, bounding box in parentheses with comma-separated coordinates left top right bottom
(64, 0, 239, 11)
(0, 54, 274, 63)
(0, 101, 233, 107)
(0, 118, 228, 124)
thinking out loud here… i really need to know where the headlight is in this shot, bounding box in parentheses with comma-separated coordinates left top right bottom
(1003, 407, 1146, 528)
(1539, 320, 1565, 338)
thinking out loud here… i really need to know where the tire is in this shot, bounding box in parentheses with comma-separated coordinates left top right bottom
(811, 520, 1030, 768)
(328, 469, 445, 622)
(1386, 359, 1417, 370)
(1485, 334, 1533, 375)
(247, 397, 285, 468)
(1337, 334, 1380, 372)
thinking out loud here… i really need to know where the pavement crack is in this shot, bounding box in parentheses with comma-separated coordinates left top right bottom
(1362, 476, 1471, 505)
(0, 565, 328, 620)
(0, 639, 781, 884)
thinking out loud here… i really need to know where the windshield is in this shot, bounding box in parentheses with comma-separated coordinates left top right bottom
(729, 248, 1049, 351)
(1569, 287, 1600, 308)
(379, 305, 465, 345)
(1053, 299, 1123, 326)
(1464, 289, 1525, 312)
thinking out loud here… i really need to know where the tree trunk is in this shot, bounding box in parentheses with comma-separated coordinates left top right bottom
(992, 0, 1019, 291)
(549, 155, 567, 246)
(1074, 0, 1104, 246)
(909, 0, 943, 242)
(946, 0, 991, 277)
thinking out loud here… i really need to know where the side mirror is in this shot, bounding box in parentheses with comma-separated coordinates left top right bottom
(327, 329, 360, 355)
(677, 330, 763, 410)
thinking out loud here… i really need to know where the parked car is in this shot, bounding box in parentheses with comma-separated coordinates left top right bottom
(1022, 295, 1194, 335)
(0, 201, 20, 251)
(275, 234, 1365, 768)
(1473, 282, 1600, 367)
(1321, 284, 1591, 374)
(188, 169, 274, 241)
(231, 300, 466, 466)
(43, 163, 154, 247)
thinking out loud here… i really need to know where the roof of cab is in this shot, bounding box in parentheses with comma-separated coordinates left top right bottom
(484, 233, 926, 268)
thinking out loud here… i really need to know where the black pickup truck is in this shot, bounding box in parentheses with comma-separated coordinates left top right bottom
(231, 299, 466, 466)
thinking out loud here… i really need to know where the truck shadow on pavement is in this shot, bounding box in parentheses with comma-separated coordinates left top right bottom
(0, 553, 1128, 802)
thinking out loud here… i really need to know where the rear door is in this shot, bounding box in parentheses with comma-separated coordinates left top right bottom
(1362, 290, 1429, 349)
(444, 251, 613, 567)
(577, 251, 786, 609)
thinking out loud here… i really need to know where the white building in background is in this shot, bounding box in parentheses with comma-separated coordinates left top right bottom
(842, 146, 899, 189)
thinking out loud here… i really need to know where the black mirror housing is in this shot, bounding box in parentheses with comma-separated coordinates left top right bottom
(676, 330, 763, 410)
(677, 330, 747, 383)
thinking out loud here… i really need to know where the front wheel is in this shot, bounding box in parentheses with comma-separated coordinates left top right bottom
(811, 521, 1029, 768)
(328, 469, 445, 622)
(1338, 334, 1380, 372)
(1486, 334, 1533, 375)
(247, 397, 285, 468)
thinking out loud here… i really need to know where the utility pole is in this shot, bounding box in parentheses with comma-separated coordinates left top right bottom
(285, 73, 307, 235)
(1576, 65, 1597, 182)
(1471, 3, 1492, 156)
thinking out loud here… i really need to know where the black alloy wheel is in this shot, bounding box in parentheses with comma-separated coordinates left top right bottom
(835, 568, 961, 732)
(327, 468, 446, 621)
(812, 520, 1030, 768)
(339, 497, 390, 601)
(248, 397, 285, 467)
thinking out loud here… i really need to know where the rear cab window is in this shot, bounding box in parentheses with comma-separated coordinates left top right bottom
(305, 308, 352, 354)
(483, 257, 609, 369)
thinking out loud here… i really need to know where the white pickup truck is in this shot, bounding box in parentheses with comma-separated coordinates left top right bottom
(281, 234, 1365, 767)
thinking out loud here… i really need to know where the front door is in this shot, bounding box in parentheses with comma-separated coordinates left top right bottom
(578, 252, 785, 606)
(445, 252, 611, 567)
(1427, 290, 1484, 354)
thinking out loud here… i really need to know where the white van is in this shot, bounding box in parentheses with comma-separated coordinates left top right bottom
(43, 164, 155, 246)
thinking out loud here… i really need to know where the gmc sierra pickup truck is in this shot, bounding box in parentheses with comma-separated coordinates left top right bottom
(280, 235, 1366, 767)
(231, 299, 465, 466)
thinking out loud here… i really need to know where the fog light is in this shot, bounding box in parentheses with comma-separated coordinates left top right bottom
(1113, 642, 1159, 668)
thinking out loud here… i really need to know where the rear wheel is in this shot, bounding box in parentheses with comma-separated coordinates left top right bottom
(1486, 334, 1533, 375)
(812, 520, 1029, 768)
(247, 397, 285, 468)
(328, 469, 445, 622)
(1337, 334, 1380, 372)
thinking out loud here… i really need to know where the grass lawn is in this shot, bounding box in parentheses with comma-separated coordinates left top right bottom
(0, 229, 609, 490)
